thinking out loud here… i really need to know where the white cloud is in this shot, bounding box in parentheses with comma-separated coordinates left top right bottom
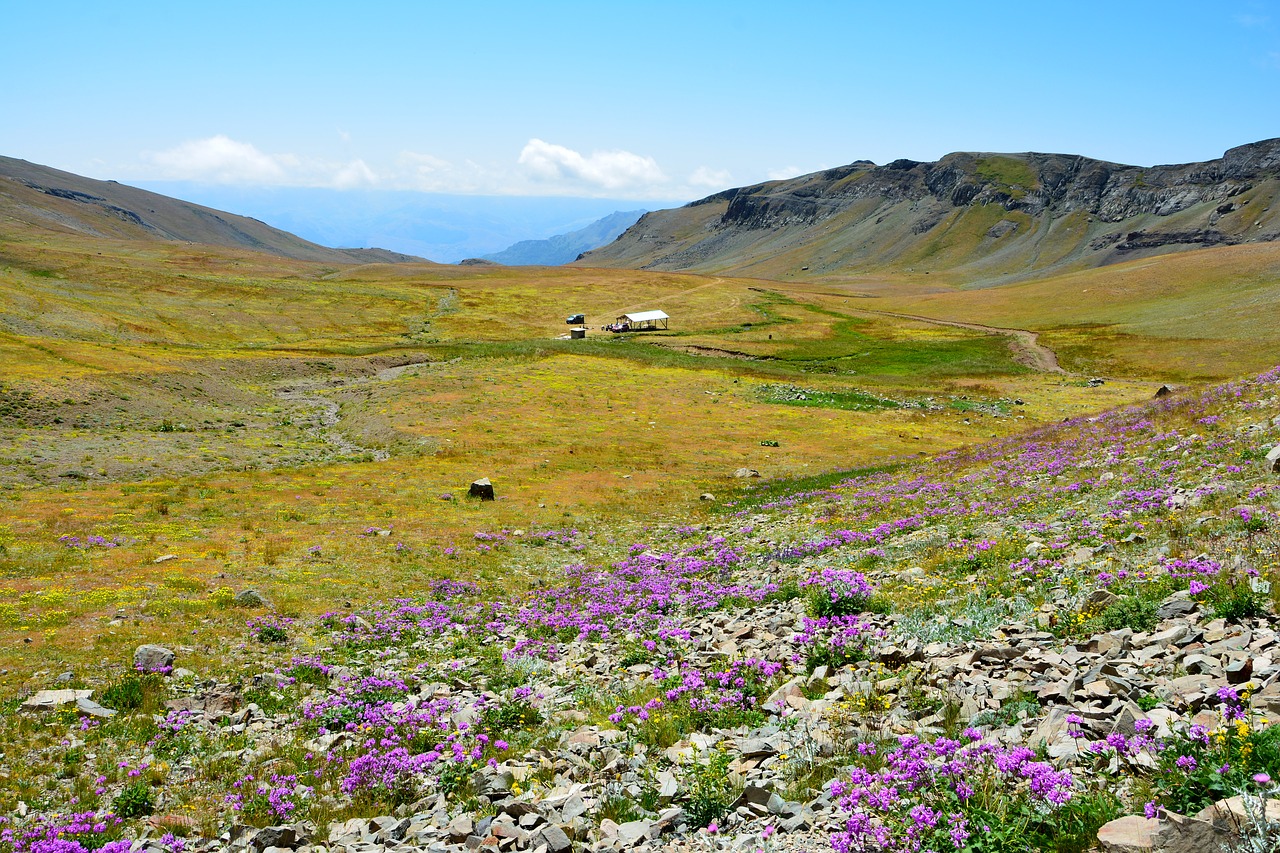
(767, 165, 802, 181)
(145, 135, 379, 188)
(517, 138, 667, 192)
(149, 135, 289, 183)
(331, 159, 377, 189)
(136, 135, 711, 199)
(689, 166, 732, 188)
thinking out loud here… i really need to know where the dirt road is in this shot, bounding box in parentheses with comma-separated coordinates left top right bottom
(863, 309, 1066, 374)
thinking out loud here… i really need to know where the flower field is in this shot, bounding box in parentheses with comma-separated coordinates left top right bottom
(3, 332, 1279, 851)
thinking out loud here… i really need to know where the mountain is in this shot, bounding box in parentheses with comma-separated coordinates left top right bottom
(0, 156, 423, 264)
(131, 184, 681, 263)
(578, 139, 1280, 286)
(480, 209, 646, 265)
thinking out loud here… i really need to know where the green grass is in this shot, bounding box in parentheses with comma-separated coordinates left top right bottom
(975, 156, 1039, 192)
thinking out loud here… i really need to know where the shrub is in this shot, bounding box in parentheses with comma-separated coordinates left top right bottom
(830, 732, 1083, 853)
(1097, 595, 1158, 633)
(802, 567, 876, 617)
(1082, 686, 1280, 816)
(112, 781, 154, 818)
(101, 673, 165, 713)
(682, 750, 736, 829)
(793, 614, 880, 672)
(248, 614, 293, 643)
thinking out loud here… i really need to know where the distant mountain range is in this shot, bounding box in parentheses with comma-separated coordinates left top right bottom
(130, 184, 681, 263)
(480, 209, 645, 265)
(578, 139, 1280, 286)
(0, 156, 422, 265)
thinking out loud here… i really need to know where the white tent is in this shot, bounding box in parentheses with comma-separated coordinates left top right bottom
(617, 310, 669, 330)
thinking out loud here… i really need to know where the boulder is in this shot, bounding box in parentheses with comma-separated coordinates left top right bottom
(1266, 446, 1280, 474)
(733, 468, 761, 478)
(469, 478, 495, 501)
(1198, 794, 1280, 831)
(1097, 811, 1225, 853)
(233, 589, 272, 608)
(133, 644, 175, 672)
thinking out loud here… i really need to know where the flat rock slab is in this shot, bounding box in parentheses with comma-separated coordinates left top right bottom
(21, 689, 92, 712)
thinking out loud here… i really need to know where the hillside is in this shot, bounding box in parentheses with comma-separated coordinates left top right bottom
(579, 139, 1280, 286)
(0, 156, 424, 264)
(482, 210, 646, 265)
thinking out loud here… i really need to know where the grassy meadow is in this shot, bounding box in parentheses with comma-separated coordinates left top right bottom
(0, 226, 1177, 690)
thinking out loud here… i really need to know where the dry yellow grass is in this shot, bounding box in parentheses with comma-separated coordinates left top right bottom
(0, 227, 1181, 690)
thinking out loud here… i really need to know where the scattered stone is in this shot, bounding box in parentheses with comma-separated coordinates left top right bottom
(469, 478, 496, 500)
(1266, 446, 1280, 473)
(733, 468, 761, 478)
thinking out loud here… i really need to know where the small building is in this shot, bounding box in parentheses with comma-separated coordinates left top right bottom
(614, 310, 669, 332)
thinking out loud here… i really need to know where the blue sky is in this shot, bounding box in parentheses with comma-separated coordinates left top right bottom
(4, 0, 1278, 201)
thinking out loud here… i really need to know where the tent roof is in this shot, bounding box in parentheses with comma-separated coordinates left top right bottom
(622, 310, 669, 322)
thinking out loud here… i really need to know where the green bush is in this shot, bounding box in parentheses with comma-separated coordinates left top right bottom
(101, 673, 166, 713)
(682, 751, 736, 828)
(112, 781, 154, 818)
(1098, 595, 1158, 633)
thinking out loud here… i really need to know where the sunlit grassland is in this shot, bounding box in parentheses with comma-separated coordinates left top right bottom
(0, 229, 1172, 691)
(870, 242, 1280, 379)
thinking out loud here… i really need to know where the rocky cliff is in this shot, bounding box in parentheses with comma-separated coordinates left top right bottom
(578, 140, 1280, 285)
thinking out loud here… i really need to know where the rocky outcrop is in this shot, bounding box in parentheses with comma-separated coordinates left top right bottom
(579, 139, 1280, 284)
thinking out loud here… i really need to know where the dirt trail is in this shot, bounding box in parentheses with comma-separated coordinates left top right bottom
(862, 309, 1067, 374)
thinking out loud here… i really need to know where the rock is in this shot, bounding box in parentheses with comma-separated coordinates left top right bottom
(1096, 815, 1161, 852)
(699, 493, 716, 502)
(1085, 589, 1121, 611)
(75, 697, 117, 718)
(250, 826, 297, 851)
(472, 767, 514, 799)
(21, 689, 92, 713)
(536, 825, 572, 853)
(1266, 446, 1280, 474)
(133, 644, 175, 672)
(447, 814, 474, 841)
(616, 820, 653, 847)
(738, 738, 779, 758)
(1156, 596, 1196, 620)
(1198, 794, 1280, 831)
(1154, 385, 1173, 398)
(469, 478, 495, 501)
(560, 793, 587, 822)
(1097, 811, 1224, 852)
(733, 468, 761, 478)
(233, 589, 272, 608)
